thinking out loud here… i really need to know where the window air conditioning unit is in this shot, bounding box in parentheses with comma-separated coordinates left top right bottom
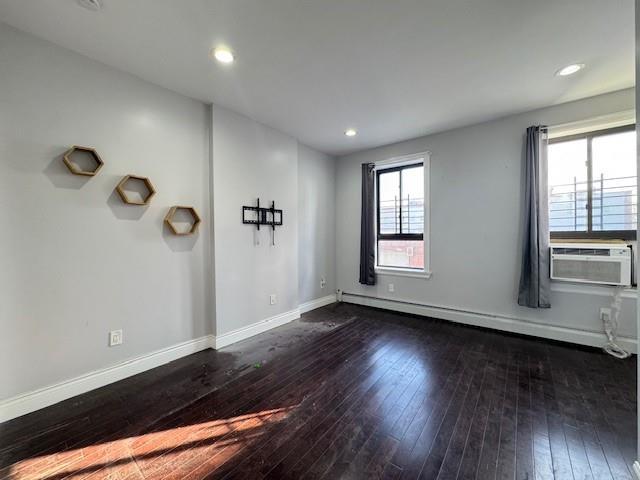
(550, 243, 632, 286)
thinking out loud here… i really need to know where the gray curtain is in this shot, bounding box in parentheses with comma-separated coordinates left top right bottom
(359, 163, 376, 285)
(518, 126, 551, 308)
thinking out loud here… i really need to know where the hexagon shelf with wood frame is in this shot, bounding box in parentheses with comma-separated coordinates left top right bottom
(115, 175, 156, 205)
(164, 206, 201, 235)
(63, 146, 104, 176)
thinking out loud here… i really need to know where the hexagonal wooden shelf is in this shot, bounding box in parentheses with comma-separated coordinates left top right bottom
(115, 175, 156, 205)
(63, 146, 104, 176)
(164, 206, 201, 235)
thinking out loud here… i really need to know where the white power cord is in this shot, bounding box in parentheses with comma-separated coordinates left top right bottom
(603, 286, 630, 359)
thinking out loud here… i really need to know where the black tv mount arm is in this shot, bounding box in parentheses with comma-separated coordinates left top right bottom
(242, 198, 283, 245)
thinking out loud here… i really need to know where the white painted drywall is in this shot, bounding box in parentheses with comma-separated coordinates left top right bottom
(635, 0, 640, 465)
(336, 88, 637, 343)
(298, 144, 337, 304)
(0, 23, 338, 408)
(0, 23, 213, 401)
(211, 105, 299, 336)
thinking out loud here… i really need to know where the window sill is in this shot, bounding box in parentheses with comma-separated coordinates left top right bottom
(375, 267, 432, 279)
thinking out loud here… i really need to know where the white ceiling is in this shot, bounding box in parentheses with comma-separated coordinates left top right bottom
(0, 0, 634, 155)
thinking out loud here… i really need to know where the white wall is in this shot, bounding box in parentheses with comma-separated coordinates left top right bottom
(0, 23, 336, 419)
(0, 23, 212, 400)
(211, 105, 299, 336)
(336, 88, 637, 347)
(635, 0, 640, 466)
(298, 144, 337, 304)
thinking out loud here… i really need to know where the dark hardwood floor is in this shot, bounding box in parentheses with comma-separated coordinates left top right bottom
(0, 303, 636, 479)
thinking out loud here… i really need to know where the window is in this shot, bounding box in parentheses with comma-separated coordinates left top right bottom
(376, 161, 425, 270)
(548, 124, 637, 239)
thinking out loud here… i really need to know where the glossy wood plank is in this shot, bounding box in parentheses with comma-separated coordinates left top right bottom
(528, 354, 555, 480)
(0, 303, 635, 480)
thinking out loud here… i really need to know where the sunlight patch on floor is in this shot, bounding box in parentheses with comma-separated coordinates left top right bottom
(7, 406, 297, 480)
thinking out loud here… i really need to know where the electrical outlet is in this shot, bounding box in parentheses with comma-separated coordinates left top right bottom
(270, 294, 277, 305)
(600, 307, 612, 322)
(320, 277, 326, 289)
(109, 329, 123, 347)
(388, 283, 394, 293)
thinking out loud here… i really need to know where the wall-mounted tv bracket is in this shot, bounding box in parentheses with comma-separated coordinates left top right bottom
(242, 198, 283, 245)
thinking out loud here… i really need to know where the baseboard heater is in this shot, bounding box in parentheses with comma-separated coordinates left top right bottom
(340, 291, 639, 354)
(340, 291, 603, 336)
(341, 291, 522, 324)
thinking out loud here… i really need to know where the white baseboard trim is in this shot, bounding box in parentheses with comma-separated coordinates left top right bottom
(214, 295, 337, 349)
(0, 300, 329, 423)
(0, 335, 214, 424)
(633, 461, 640, 480)
(213, 308, 301, 349)
(342, 293, 638, 354)
(299, 294, 337, 314)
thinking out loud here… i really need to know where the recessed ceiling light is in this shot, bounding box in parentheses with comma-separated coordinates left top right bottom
(555, 63, 585, 76)
(345, 128, 357, 137)
(77, 0, 102, 11)
(211, 47, 234, 64)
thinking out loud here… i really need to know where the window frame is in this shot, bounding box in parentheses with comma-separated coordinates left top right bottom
(548, 123, 636, 241)
(376, 163, 425, 242)
(374, 152, 430, 275)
